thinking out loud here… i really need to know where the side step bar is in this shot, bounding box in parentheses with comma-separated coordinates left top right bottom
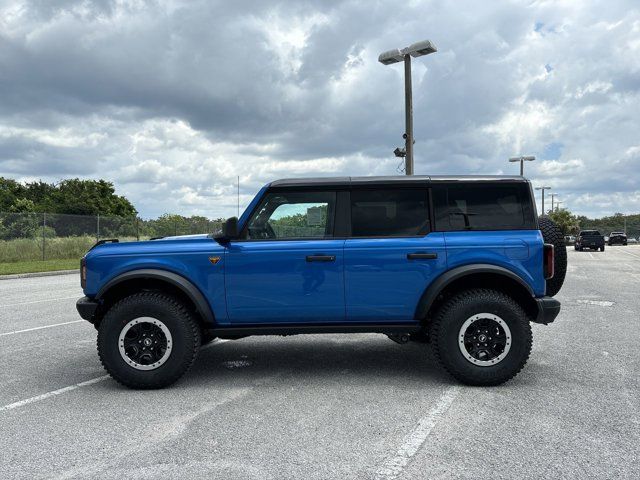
(208, 323, 422, 338)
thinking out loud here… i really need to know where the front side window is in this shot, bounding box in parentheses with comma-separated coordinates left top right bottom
(246, 191, 336, 239)
(350, 189, 429, 237)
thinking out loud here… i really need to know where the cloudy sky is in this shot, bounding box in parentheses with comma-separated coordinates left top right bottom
(1, 0, 639, 219)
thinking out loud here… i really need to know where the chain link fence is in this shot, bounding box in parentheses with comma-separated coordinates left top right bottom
(0, 213, 223, 263)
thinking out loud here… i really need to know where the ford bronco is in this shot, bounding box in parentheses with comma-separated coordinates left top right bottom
(76, 176, 567, 389)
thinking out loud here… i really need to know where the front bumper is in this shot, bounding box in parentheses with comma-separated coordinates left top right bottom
(534, 296, 561, 325)
(76, 296, 99, 323)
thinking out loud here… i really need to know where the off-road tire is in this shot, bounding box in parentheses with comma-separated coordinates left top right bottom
(430, 289, 532, 386)
(539, 217, 567, 296)
(97, 292, 201, 389)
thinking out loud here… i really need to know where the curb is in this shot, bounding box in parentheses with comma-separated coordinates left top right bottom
(0, 269, 79, 280)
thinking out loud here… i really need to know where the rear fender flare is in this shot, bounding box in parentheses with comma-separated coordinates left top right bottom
(414, 264, 534, 320)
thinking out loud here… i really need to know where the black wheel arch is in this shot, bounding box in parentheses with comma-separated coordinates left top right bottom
(414, 264, 538, 323)
(95, 269, 216, 328)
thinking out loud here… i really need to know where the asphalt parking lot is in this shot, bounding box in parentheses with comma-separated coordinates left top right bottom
(1, 246, 639, 479)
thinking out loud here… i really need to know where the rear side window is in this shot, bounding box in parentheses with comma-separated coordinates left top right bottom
(433, 184, 535, 231)
(350, 189, 429, 237)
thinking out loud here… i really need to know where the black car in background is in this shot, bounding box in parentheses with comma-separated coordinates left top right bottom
(575, 230, 605, 251)
(608, 232, 627, 246)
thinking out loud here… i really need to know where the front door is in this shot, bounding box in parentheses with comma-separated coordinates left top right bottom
(344, 187, 448, 322)
(225, 190, 345, 324)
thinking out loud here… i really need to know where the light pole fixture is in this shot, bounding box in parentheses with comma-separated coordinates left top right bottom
(379, 39, 437, 176)
(555, 201, 563, 212)
(535, 186, 551, 216)
(550, 193, 557, 212)
(509, 155, 535, 176)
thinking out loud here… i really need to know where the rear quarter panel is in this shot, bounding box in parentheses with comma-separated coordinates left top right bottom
(444, 230, 545, 297)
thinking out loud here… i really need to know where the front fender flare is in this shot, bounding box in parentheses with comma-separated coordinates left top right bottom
(414, 264, 534, 320)
(96, 268, 215, 326)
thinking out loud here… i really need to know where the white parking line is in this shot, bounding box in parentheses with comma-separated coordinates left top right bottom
(587, 252, 595, 259)
(0, 296, 79, 308)
(0, 320, 84, 337)
(375, 386, 460, 479)
(618, 249, 640, 259)
(0, 375, 110, 413)
(577, 299, 614, 307)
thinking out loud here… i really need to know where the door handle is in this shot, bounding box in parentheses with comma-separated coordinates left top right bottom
(407, 252, 438, 260)
(306, 255, 336, 262)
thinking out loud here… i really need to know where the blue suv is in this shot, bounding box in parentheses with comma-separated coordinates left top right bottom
(76, 176, 566, 388)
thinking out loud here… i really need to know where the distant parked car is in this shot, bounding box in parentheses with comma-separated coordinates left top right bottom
(564, 235, 575, 245)
(575, 230, 605, 251)
(627, 237, 638, 244)
(608, 232, 628, 246)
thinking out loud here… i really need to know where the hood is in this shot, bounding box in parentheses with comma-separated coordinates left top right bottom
(155, 234, 210, 241)
(85, 234, 223, 259)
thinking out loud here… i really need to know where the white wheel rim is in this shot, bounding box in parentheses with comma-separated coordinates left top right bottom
(118, 317, 173, 371)
(458, 313, 512, 367)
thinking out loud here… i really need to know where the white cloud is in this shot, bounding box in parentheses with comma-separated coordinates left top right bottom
(0, 0, 639, 219)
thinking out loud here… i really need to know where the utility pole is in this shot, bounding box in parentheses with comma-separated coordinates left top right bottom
(535, 186, 551, 216)
(508, 155, 535, 176)
(404, 55, 414, 175)
(379, 40, 437, 175)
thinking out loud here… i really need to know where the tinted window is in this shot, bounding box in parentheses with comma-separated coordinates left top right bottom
(434, 184, 534, 231)
(246, 191, 336, 239)
(350, 189, 429, 237)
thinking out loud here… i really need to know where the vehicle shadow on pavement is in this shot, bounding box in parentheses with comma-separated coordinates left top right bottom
(180, 335, 454, 387)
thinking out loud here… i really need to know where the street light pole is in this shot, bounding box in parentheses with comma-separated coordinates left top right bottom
(404, 54, 414, 175)
(508, 155, 535, 176)
(379, 40, 437, 176)
(555, 201, 563, 212)
(536, 186, 551, 215)
(550, 193, 557, 212)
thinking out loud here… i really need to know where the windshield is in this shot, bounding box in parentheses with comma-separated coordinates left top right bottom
(580, 231, 601, 236)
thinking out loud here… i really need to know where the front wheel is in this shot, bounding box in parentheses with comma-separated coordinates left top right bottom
(430, 289, 532, 386)
(97, 292, 201, 389)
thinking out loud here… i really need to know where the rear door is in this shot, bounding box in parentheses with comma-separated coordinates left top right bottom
(224, 189, 346, 324)
(343, 187, 448, 322)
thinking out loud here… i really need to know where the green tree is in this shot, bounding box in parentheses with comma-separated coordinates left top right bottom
(0, 177, 24, 211)
(547, 208, 580, 236)
(0, 177, 137, 217)
(45, 179, 136, 216)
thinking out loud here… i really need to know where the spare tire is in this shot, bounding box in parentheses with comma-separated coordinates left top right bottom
(539, 217, 567, 296)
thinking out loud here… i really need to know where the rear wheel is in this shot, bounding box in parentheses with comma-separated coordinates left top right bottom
(98, 292, 201, 389)
(430, 289, 532, 386)
(539, 217, 567, 296)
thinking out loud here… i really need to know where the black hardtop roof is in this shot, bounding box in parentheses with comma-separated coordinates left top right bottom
(269, 175, 529, 188)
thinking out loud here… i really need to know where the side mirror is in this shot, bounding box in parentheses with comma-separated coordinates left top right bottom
(215, 217, 239, 243)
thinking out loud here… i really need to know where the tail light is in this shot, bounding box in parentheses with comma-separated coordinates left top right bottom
(80, 257, 87, 289)
(544, 243, 554, 279)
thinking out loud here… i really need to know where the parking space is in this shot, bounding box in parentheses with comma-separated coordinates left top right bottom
(1, 247, 639, 479)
